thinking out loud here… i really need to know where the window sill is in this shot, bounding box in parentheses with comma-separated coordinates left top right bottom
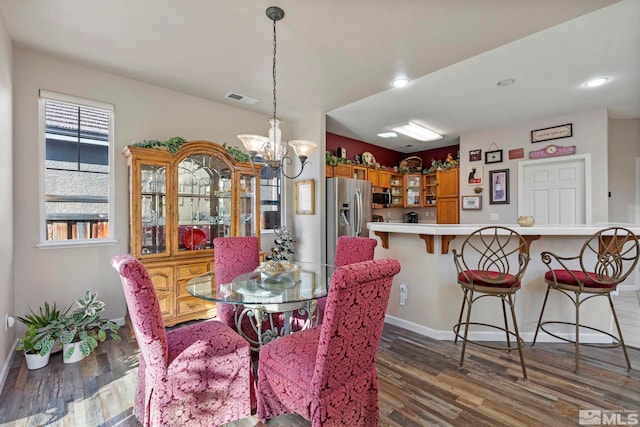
(36, 239, 118, 250)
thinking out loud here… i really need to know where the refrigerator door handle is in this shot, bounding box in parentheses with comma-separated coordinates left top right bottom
(354, 188, 362, 236)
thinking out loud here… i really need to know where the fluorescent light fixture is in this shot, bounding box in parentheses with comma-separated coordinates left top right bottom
(377, 132, 398, 138)
(392, 78, 410, 88)
(390, 121, 442, 142)
(584, 77, 609, 87)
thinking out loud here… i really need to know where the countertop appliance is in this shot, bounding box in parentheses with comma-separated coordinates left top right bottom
(405, 211, 418, 223)
(372, 190, 391, 206)
(326, 177, 372, 266)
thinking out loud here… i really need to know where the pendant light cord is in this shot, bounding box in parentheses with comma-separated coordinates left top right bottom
(272, 17, 277, 122)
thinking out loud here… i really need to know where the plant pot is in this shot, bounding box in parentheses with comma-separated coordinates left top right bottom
(63, 342, 86, 364)
(25, 351, 50, 370)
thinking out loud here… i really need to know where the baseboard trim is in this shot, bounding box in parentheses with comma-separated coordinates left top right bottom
(384, 315, 612, 343)
(0, 338, 18, 397)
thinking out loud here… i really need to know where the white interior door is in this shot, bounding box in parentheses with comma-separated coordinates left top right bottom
(518, 154, 591, 225)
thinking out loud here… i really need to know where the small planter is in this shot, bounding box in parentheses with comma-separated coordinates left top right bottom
(63, 342, 86, 364)
(25, 351, 50, 370)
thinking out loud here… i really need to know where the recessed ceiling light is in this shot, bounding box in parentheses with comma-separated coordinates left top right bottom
(497, 78, 516, 87)
(390, 121, 442, 142)
(584, 77, 609, 87)
(378, 132, 398, 138)
(392, 78, 410, 88)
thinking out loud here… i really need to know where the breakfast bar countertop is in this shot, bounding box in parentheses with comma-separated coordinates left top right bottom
(367, 222, 640, 236)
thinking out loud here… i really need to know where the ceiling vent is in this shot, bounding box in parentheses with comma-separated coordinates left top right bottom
(225, 92, 258, 105)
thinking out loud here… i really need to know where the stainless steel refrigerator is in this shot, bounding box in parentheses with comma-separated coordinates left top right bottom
(326, 177, 372, 266)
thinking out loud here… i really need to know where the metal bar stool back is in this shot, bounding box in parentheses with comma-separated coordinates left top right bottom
(452, 226, 531, 380)
(532, 226, 640, 372)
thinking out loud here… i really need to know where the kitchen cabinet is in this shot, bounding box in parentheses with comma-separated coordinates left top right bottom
(123, 140, 261, 326)
(378, 170, 391, 188)
(333, 164, 352, 178)
(436, 167, 459, 224)
(404, 173, 422, 207)
(423, 173, 437, 207)
(390, 174, 404, 207)
(368, 169, 379, 186)
(352, 165, 367, 180)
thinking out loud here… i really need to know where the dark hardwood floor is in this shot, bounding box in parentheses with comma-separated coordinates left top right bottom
(1, 322, 639, 427)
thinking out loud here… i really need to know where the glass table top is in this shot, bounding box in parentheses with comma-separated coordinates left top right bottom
(187, 261, 334, 306)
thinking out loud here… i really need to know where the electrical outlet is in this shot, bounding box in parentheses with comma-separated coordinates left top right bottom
(490, 213, 499, 221)
(5, 314, 15, 331)
(399, 284, 408, 306)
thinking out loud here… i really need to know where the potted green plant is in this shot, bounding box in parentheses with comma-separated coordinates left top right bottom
(36, 290, 121, 364)
(16, 325, 50, 370)
(15, 301, 65, 369)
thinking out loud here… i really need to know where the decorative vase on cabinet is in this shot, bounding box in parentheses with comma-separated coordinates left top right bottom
(123, 140, 261, 326)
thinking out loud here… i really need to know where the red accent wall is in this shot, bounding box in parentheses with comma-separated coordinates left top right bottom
(326, 132, 459, 169)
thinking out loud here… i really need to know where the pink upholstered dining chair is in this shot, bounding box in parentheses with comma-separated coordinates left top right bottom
(311, 235, 378, 325)
(334, 235, 378, 268)
(257, 258, 401, 427)
(213, 236, 262, 345)
(111, 254, 252, 427)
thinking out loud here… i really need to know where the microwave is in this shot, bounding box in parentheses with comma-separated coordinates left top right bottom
(372, 191, 391, 206)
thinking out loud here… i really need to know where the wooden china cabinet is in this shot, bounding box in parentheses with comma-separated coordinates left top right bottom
(123, 140, 261, 326)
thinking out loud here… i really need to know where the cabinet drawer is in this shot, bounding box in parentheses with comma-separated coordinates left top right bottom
(145, 265, 174, 317)
(177, 296, 216, 315)
(177, 262, 209, 279)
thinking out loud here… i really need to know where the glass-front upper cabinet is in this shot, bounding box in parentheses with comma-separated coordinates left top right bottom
(139, 163, 168, 256)
(404, 173, 422, 207)
(176, 153, 232, 252)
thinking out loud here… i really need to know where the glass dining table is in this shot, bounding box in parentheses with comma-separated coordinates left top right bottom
(186, 261, 334, 350)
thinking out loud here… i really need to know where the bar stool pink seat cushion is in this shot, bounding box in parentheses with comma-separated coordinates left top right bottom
(257, 258, 401, 427)
(111, 254, 252, 427)
(544, 270, 613, 289)
(458, 270, 521, 288)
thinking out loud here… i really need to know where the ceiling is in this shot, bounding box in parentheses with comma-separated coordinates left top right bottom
(1, 0, 637, 153)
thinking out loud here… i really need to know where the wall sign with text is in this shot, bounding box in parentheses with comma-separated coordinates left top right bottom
(529, 144, 576, 159)
(531, 123, 572, 143)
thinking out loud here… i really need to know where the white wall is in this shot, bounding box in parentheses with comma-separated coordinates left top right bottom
(12, 48, 274, 325)
(0, 13, 14, 392)
(608, 119, 640, 223)
(459, 108, 609, 224)
(289, 112, 326, 263)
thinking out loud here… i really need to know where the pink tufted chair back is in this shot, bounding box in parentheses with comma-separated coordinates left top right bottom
(214, 236, 261, 330)
(111, 254, 168, 383)
(312, 258, 400, 400)
(334, 236, 377, 267)
(214, 236, 261, 283)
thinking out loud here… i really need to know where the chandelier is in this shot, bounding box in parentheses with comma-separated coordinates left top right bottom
(237, 6, 317, 179)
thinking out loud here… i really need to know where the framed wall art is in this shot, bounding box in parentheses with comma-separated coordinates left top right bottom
(469, 149, 482, 162)
(531, 123, 572, 143)
(489, 169, 509, 204)
(461, 195, 482, 210)
(485, 149, 503, 164)
(295, 179, 315, 215)
(466, 165, 482, 185)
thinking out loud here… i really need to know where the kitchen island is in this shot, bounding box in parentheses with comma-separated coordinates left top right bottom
(368, 222, 640, 343)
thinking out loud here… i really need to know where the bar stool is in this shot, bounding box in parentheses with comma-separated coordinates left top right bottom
(452, 226, 530, 380)
(532, 227, 639, 372)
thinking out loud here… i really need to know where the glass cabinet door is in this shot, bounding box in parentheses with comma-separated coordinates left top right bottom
(177, 154, 231, 252)
(238, 172, 257, 236)
(405, 174, 422, 207)
(140, 164, 168, 255)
